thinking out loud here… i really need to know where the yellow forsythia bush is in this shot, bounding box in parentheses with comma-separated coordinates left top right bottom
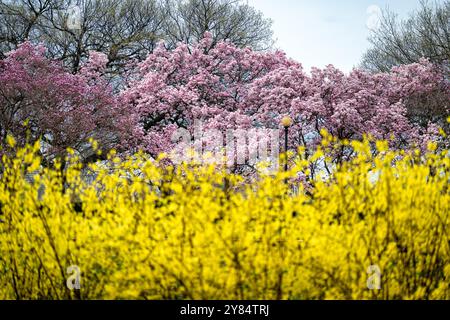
(0, 137, 449, 300)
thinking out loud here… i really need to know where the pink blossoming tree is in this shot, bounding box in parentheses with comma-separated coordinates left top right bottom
(120, 33, 297, 158)
(0, 42, 120, 163)
(1, 37, 447, 172)
(121, 34, 448, 170)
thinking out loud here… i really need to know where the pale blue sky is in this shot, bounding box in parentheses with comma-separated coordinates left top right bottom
(247, 0, 436, 72)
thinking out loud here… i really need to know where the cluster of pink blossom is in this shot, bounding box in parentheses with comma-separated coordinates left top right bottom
(121, 33, 448, 161)
(120, 34, 297, 156)
(1, 35, 448, 165)
(0, 42, 120, 160)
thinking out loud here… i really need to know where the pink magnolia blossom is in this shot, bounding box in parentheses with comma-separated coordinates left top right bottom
(2, 37, 446, 167)
(120, 36, 296, 157)
(122, 35, 448, 163)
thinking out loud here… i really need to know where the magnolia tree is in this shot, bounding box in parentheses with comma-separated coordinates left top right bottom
(121, 34, 448, 173)
(0, 42, 120, 163)
(250, 60, 448, 166)
(119, 33, 297, 167)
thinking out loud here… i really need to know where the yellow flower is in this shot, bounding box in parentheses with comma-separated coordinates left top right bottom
(5, 135, 16, 147)
(0, 138, 448, 300)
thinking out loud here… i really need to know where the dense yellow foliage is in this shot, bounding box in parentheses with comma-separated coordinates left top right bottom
(0, 137, 449, 300)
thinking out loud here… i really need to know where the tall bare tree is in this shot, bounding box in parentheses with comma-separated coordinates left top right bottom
(162, 0, 273, 50)
(361, 0, 450, 73)
(0, 0, 54, 57)
(361, 1, 449, 136)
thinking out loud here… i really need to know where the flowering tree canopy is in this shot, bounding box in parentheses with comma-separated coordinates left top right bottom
(0, 42, 119, 162)
(122, 34, 448, 161)
(120, 33, 296, 156)
(1, 37, 447, 166)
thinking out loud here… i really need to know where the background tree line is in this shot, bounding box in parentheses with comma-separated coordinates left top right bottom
(361, 0, 449, 137)
(0, 0, 274, 74)
(362, 0, 449, 73)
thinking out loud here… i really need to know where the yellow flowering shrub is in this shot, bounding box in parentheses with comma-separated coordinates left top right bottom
(0, 137, 449, 300)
